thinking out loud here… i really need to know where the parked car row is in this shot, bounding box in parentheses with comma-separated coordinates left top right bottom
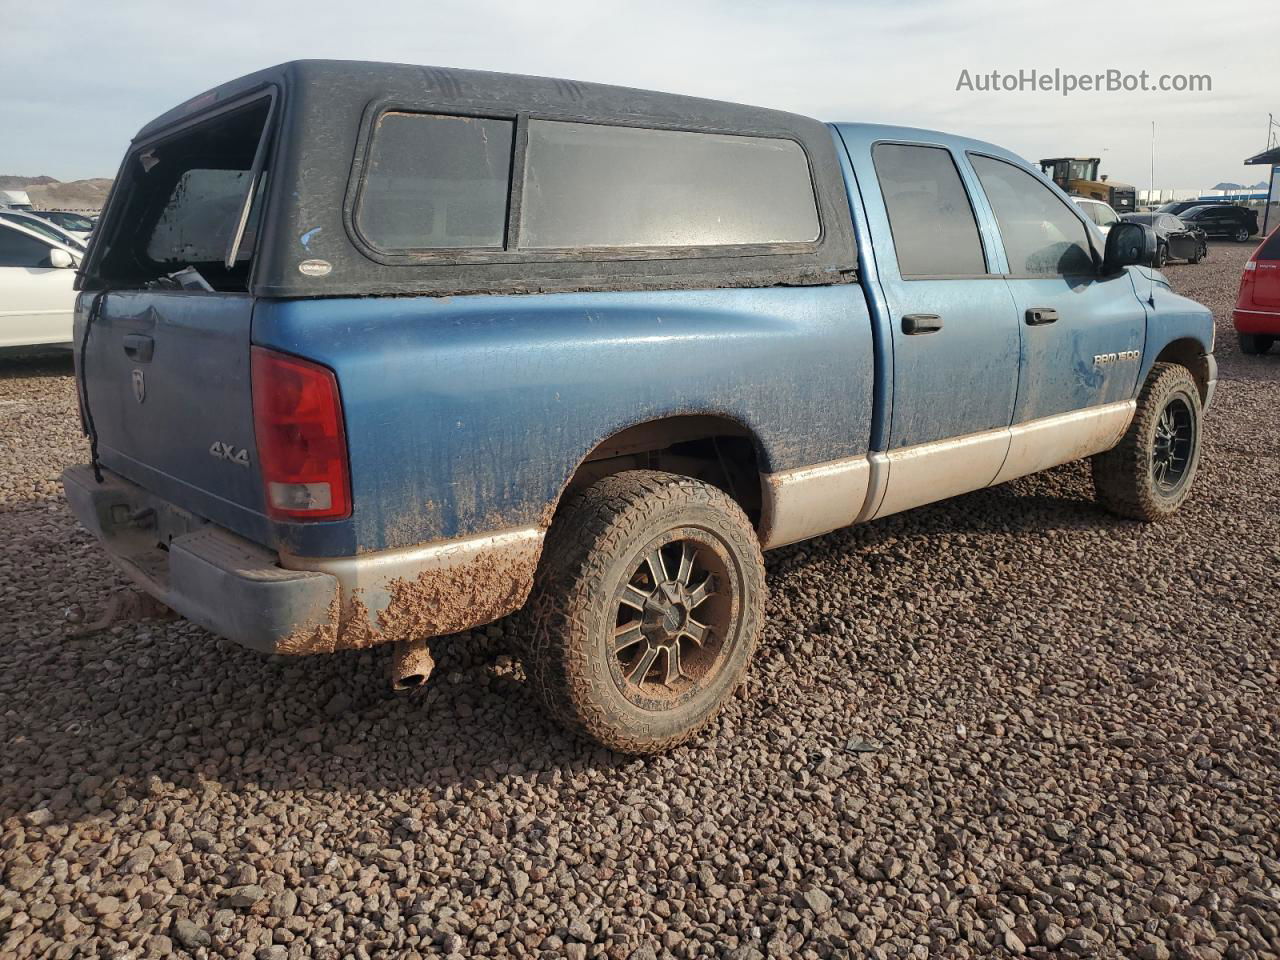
(1081, 202, 1264, 269)
(1153, 201, 1260, 241)
(0, 205, 97, 347)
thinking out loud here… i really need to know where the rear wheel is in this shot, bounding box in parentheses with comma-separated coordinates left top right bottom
(1239, 333, 1275, 355)
(1234, 226, 1250, 242)
(525, 471, 765, 754)
(1093, 363, 1202, 522)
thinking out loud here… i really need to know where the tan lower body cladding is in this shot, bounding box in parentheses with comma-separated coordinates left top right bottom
(278, 526, 544, 653)
(759, 401, 1135, 549)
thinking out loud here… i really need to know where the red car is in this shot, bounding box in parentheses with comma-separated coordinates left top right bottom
(1234, 229, 1280, 354)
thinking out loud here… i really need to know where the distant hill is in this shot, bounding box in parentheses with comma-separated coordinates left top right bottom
(1211, 180, 1271, 192)
(0, 175, 112, 211)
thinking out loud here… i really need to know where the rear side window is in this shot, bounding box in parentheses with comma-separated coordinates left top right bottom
(0, 226, 52, 267)
(356, 113, 514, 250)
(147, 169, 259, 264)
(519, 121, 819, 249)
(971, 155, 1095, 276)
(872, 143, 987, 277)
(92, 95, 273, 292)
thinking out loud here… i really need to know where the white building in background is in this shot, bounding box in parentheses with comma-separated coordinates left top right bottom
(1138, 187, 1272, 207)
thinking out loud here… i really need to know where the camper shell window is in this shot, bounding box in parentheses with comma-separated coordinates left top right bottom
(85, 62, 859, 298)
(92, 94, 274, 292)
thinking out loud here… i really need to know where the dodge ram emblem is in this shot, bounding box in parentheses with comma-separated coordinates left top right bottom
(131, 369, 146, 404)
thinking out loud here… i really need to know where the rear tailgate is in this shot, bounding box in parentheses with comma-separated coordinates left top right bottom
(78, 291, 268, 542)
(74, 89, 277, 543)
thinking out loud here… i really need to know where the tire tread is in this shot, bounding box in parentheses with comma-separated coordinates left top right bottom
(1092, 362, 1202, 522)
(525, 471, 765, 754)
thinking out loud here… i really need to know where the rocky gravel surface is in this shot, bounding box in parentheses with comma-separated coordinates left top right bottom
(2, 242, 1278, 960)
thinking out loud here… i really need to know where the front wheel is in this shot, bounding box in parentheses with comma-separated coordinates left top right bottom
(1190, 243, 1206, 264)
(1239, 333, 1275, 355)
(1154, 243, 1168, 267)
(525, 471, 765, 754)
(1092, 362, 1202, 522)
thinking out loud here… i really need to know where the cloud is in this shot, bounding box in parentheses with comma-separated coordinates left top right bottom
(2, 0, 1275, 187)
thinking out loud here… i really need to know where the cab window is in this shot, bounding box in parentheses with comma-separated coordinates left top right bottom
(872, 143, 987, 277)
(971, 155, 1095, 276)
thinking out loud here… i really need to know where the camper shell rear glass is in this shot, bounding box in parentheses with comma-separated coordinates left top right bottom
(80, 60, 857, 298)
(87, 93, 274, 293)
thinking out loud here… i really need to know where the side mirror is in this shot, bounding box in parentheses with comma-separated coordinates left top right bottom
(1102, 221, 1157, 274)
(48, 247, 75, 269)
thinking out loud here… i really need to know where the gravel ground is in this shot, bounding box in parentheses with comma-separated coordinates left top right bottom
(1, 243, 1278, 960)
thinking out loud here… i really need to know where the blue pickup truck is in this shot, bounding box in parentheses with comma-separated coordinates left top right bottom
(65, 61, 1215, 753)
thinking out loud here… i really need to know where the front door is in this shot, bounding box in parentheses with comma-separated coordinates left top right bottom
(968, 153, 1147, 424)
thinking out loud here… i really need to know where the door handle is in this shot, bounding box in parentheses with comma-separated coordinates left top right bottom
(902, 313, 943, 335)
(1025, 307, 1059, 326)
(122, 334, 154, 362)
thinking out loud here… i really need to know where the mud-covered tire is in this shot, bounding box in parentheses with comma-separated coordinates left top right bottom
(1238, 333, 1274, 355)
(525, 470, 765, 754)
(1092, 362, 1203, 522)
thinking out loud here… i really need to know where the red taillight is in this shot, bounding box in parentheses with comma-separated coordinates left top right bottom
(251, 347, 351, 521)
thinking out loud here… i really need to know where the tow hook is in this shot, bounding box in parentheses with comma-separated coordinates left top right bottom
(65, 587, 177, 638)
(389, 637, 436, 693)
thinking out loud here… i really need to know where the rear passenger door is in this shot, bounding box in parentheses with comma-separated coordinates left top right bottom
(969, 153, 1145, 424)
(870, 143, 1021, 449)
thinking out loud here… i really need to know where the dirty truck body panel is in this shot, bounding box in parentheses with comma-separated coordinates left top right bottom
(64, 61, 1215, 656)
(252, 286, 874, 558)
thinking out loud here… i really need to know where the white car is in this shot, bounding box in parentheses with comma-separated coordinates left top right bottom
(1072, 196, 1121, 237)
(33, 210, 95, 245)
(0, 219, 81, 347)
(0, 209, 89, 252)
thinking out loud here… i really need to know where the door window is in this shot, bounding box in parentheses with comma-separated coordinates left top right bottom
(971, 155, 1095, 276)
(872, 143, 987, 277)
(0, 227, 53, 267)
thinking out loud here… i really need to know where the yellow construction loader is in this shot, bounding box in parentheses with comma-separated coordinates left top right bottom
(1039, 158, 1137, 213)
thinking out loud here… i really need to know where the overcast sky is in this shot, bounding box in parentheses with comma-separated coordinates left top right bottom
(3, 0, 1276, 189)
